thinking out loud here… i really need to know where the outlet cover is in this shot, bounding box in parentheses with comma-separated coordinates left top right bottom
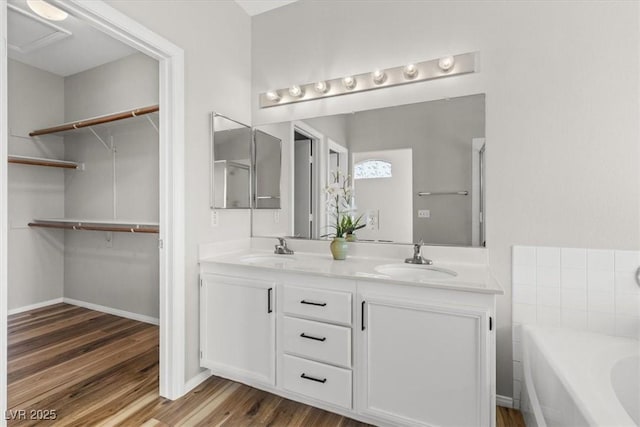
(418, 209, 430, 218)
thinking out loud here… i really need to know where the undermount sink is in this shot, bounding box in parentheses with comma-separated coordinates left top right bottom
(238, 254, 298, 266)
(374, 264, 457, 281)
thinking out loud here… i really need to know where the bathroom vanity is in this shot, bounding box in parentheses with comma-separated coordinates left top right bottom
(199, 241, 502, 427)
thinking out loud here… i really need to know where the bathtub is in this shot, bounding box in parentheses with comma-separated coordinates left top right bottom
(520, 325, 639, 427)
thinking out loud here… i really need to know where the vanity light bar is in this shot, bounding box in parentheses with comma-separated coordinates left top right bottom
(259, 52, 477, 108)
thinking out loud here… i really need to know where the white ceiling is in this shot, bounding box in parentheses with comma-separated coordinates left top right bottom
(7, 0, 298, 77)
(234, 0, 299, 16)
(7, 0, 137, 77)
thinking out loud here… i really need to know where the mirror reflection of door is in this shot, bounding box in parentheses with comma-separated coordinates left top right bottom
(293, 131, 315, 238)
(353, 149, 413, 242)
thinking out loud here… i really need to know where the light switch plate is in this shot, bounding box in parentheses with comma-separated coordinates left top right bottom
(211, 210, 219, 227)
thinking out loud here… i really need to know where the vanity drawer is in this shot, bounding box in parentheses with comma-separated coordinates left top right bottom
(282, 354, 352, 409)
(283, 316, 351, 368)
(282, 285, 352, 325)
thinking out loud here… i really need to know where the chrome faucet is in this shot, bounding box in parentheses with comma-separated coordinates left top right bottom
(405, 240, 432, 265)
(274, 237, 294, 255)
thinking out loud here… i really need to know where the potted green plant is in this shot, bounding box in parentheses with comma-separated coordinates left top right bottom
(325, 171, 360, 259)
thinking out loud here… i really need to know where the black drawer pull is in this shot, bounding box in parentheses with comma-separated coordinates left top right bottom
(300, 373, 327, 383)
(300, 333, 326, 342)
(300, 300, 327, 307)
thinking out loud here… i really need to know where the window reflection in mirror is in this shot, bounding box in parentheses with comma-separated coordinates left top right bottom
(252, 93, 486, 247)
(211, 113, 252, 209)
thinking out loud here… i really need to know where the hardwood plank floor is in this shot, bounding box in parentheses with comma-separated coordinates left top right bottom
(8, 303, 525, 426)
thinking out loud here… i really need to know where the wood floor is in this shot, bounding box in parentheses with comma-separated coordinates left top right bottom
(8, 303, 526, 426)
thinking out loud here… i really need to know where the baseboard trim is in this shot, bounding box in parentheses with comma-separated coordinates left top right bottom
(63, 298, 159, 325)
(496, 394, 514, 408)
(184, 369, 212, 395)
(8, 298, 64, 315)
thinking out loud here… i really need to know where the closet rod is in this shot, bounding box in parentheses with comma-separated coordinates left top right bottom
(8, 155, 79, 169)
(28, 222, 159, 234)
(29, 105, 159, 136)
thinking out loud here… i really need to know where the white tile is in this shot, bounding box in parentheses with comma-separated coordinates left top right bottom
(537, 306, 562, 327)
(513, 303, 537, 324)
(561, 309, 588, 330)
(588, 290, 615, 313)
(587, 269, 615, 292)
(615, 250, 640, 271)
(537, 267, 561, 287)
(615, 270, 640, 295)
(587, 249, 615, 271)
(561, 268, 587, 289)
(615, 293, 640, 317)
(562, 288, 587, 310)
(537, 247, 561, 267)
(561, 248, 587, 269)
(513, 360, 523, 381)
(512, 340, 522, 362)
(588, 312, 616, 335)
(512, 323, 522, 342)
(615, 315, 640, 339)
(513, 246, 536, 266)
(513, 265, 536, 286)
(513, 285, 536, 304)
(538, 287, 561, 307)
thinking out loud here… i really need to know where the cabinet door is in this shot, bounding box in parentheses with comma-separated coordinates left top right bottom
(200, 273, 276, 386)
(358, 294, 490, 427)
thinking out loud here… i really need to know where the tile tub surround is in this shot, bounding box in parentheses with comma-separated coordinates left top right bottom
(511, 245, 640, 408)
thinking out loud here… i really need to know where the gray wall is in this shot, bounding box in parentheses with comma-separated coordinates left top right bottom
(7, 60, 65, 310)
(106, 0, 253, 382)
(252, 0, 640, 399)
(63, 53, 160, 318)
(347, 95, 485, 245)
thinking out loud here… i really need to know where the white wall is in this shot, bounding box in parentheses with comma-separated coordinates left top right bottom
(252, 0, 640, 398)
(63, 53, 160, 319)
(105, 0, 252, 382)
(7, 59, 65, 310)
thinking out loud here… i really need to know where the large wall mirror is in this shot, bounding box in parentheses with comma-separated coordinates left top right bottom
(210, 113, 252, 209)
(252, 93, 486, 247)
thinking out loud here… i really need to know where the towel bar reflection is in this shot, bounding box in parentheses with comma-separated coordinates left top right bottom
(418, 191, 469, 196)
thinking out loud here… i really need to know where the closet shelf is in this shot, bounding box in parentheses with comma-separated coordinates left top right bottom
(8, 155, 80, 169)
(29, 105, 159, 137)
(29, 219, 159, 234)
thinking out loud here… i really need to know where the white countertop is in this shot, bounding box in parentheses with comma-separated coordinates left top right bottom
(200, 249, 503, 295)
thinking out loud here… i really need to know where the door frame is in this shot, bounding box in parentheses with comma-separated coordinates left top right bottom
(290, 121, 323, 238)
(0, 0, 187, 417)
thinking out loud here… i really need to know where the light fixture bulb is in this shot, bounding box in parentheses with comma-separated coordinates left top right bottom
(438, 56, 455, 72)
(265, 91, 281, 102)
(403, 64, 418, 79)
(342, 76, 357, 90)
(314, 81, 329, 94)
(372, 69, 387, 85)
(27, 0, 68, 21)
(288, 85, 304, 98)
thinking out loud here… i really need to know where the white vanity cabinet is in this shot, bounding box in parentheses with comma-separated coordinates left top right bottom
(199, 258, 498, 427)
(357, 282, 494, 427)
(199, 273, 276, 387)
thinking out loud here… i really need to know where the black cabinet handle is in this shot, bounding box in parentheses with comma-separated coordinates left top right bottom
(300, 300, 327, 307)
(300, 333, 326, 342)
(267, 288, 273, 313)
(361, 300, 366, 331)
(300, 373, 326, 383)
